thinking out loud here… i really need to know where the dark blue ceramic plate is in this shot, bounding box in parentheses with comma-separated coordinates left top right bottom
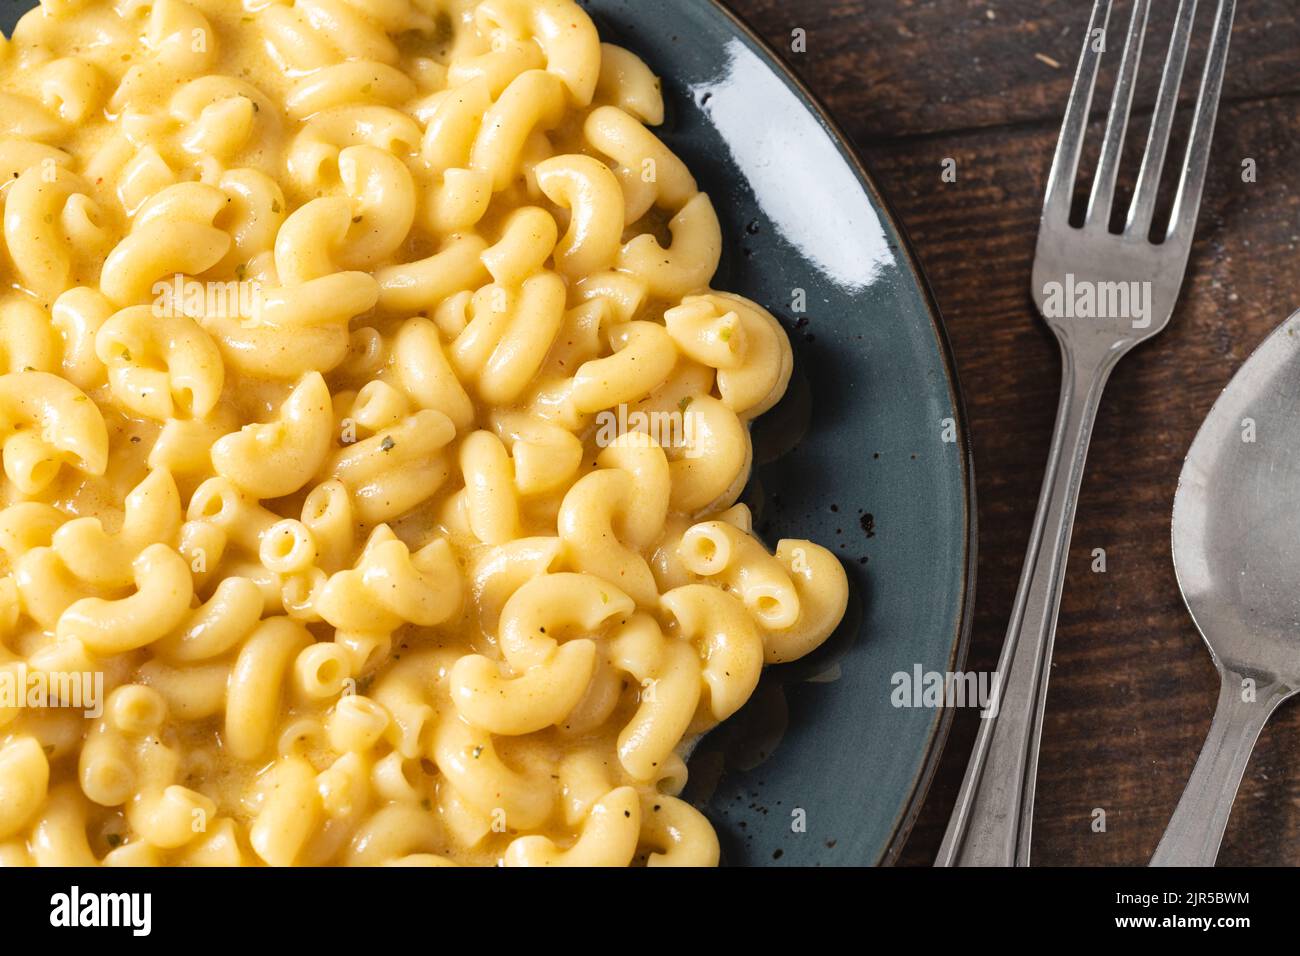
(580, 0, 975, 866)
(0, 0, 975, 866)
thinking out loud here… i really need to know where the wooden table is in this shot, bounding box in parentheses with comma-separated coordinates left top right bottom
(725, 0, 1300, 865)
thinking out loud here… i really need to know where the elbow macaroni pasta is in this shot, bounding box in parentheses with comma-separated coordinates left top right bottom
(0, 0, 849, 868)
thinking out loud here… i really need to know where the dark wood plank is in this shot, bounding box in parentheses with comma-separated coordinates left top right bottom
(727, 0, 1300, 866)
(883, 91, 1300, 868)
(731, 0, 1300, 139)
(871, 93, 1300, 866)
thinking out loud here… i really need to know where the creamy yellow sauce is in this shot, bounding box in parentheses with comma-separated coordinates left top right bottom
(0, 0, 848, 867)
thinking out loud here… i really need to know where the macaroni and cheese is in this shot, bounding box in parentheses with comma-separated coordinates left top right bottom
(0, 0, 849, 866)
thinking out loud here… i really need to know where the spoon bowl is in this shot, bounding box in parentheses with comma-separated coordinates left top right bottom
(1156, 309, 1300, 866)
(1174, 311, 1300, 678)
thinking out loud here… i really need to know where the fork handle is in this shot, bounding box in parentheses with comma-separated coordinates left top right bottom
(1150, 675, 1288, 867)
(937, 339, 1118, 866)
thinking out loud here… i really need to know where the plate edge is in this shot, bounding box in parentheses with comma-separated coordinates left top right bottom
(701, 0, 980, 867)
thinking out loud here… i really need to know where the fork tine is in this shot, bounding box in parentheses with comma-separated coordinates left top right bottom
(1166, 0, 1236, 242)
(1126, 0, 1199, 236)
(1085, 0, 1151, 230)
(1041, 0, 1113, 223)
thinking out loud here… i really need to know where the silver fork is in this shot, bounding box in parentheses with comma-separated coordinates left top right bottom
(937, 0, 1237, 867)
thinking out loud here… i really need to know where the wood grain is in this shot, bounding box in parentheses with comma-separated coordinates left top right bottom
(725, 0, 1300, 865)
(731, 0, 1300, 139)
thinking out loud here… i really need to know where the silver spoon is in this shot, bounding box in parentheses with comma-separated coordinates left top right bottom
(1155, 309, 1300, 866)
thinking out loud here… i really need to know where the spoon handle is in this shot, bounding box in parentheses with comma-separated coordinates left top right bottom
(1151, 674, 1285, 867)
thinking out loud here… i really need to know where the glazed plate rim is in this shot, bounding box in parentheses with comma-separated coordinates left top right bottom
(693, 0, 979, 864)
